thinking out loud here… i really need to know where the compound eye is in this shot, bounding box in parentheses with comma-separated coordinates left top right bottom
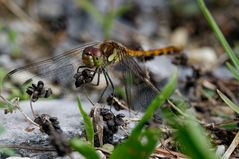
(91, 47, 101, 57)
(84, 51, 91, 56)
(83, 46, 94, 56)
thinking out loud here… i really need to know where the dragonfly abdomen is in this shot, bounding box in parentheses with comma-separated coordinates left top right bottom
(126, 46, 182, 57)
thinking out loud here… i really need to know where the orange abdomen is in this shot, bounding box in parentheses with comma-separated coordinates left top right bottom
(125, 46, 182, 57)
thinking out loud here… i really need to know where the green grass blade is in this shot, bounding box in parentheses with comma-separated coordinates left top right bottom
(77, 96, 94, 146)
(0, 126, 15, 157)
(109, 127, 160, 159)
(226, 62, 239, 81)
(217, 90, 239, 114)
(0, 147, 15, 157)
(132, 70, 177, 136)
(102, 5, 130, 39)
(70, 138, 99, 159)
(110, 71, 177, 159)
(197, 0, 239, 70)
(175, 118, 218, 159)
(75, 0, 103, 24)
(0, 67, 7, 91)
(162, 104, 218, 159)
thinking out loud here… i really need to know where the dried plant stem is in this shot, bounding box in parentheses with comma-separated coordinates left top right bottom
(222, 131, 239, 159)
(0, 95, 39, 127)
(30, 94, 36, 117)
(0, 144, 55, 151)
(167, 99, 204, 125)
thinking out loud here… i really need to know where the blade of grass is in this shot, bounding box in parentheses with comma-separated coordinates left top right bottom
(75, 0, 130, 39)
(110, 127, 161, 159)
(110, 71, 177, 159)
(0, 126, 15, 157)
(197, 0, 239, 70)
(75, 0, 103, 24)
(103, 5, 131, 38)
(226, 62, 239, 81)
(0, 67, 7, 91)
(132, 70, 177, 136)
(77, 96, 94, 146)
(0, 147, 15, 157)
(217, 90, 239, 114)
(162, 104, 218, 159)
(175, 118, 218, 159)
(70, 138, 99, 159)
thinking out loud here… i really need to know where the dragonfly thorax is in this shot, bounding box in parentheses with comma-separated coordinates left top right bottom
(82, 46, 104, 68)
(99, 41, 124, 65)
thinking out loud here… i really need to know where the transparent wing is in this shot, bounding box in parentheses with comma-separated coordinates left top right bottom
(118, 51, 160, 111)
(3, 41, 100, 88)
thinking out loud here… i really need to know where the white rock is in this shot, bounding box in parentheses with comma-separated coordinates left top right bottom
(97, 150, 106, 159)
(170, 27, 189, 47)
(216, 145, 225, 157)
(187, 47, 217, 69)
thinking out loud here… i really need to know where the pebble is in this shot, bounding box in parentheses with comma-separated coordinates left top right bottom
(97, 150, 106, 159)
(216, 145, 225, 157)
(170, 27, 189, 48)
(186, 47, 217, 69)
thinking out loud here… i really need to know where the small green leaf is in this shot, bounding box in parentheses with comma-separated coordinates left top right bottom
(114, 5, 131, 17)
(70, 138, 99, 159)
(217, 89, 239, 114)
(7, 29, 17, 43)
(219, 122, 239, 130)
(0, 67, 7, 89)
(0, 147, 15, 156)
(10, 45, 21, 59)
(202, 88, 215, 98)
(77, 96, 94, 146)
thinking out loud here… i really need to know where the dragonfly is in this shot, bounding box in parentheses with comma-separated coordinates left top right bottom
(3, 40, 182, 105)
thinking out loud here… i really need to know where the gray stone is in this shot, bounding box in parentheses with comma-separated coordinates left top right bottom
(0, 98, 140, 158)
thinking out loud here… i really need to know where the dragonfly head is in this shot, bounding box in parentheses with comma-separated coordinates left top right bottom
(82, 46, 103, 68)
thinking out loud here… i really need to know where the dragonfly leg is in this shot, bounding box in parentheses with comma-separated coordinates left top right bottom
(98, 69, 110, 102)
(98, 68, 115, 103)
(95, 70, 101, 85)
(103, 69, 115, 93)
(89, 68, 100, 86)
(77, 65, 87, 72)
